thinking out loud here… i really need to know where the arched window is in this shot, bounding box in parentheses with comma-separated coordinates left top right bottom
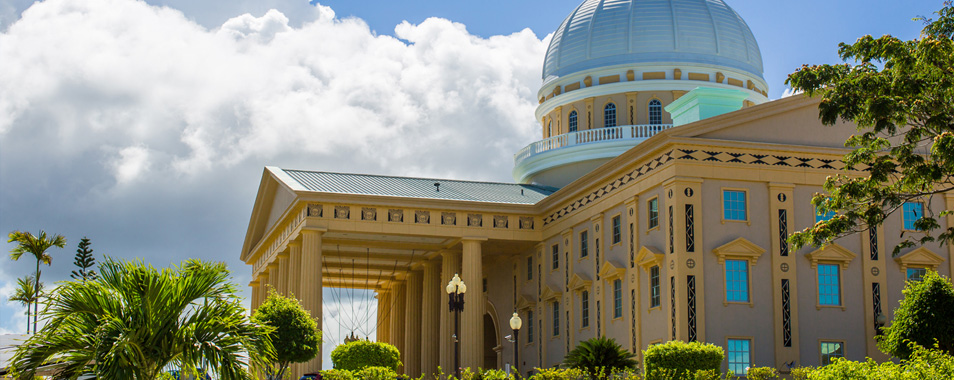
(547, 120, 552, 137)
(604, 103, 616, 128)
(568, 111, 578, 132)
(649, 99, 663, 125)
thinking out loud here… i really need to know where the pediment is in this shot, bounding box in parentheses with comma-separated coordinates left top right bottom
(516, 294, 536, 310)
(569, 273, 593, 290)
(636, 246, 665, 272)
(895, 247, 945, 271)
(598, 260, 626, 281)
(806, 243, 857, 269)
(712, 237, 766, 265)
(540, 284, 562, 301)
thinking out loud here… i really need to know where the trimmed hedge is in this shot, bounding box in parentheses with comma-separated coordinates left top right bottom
(643, 341, 723, 380)
(330, 340, 402, 371)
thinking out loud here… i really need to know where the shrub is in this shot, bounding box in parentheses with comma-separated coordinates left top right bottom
(562, 336, 638, 379)
(643, 341, 723, 380)
(331, 340, 402, 371)
(745, 367, 777, 380)
(878, 271, 954, 359)
(322, 369, 356, 380)
(529, 368, 585, 380)
(355, 366, 398, 380)
(479, 369, 513, 380)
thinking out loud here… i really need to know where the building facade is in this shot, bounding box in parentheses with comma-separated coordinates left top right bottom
(240, 0, 953, 377)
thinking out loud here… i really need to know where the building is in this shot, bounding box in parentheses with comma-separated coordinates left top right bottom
(240, 0, 953, 377)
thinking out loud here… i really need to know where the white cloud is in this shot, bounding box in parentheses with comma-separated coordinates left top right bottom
(780, 87, 803, 98)
(0, 0, 548, 355)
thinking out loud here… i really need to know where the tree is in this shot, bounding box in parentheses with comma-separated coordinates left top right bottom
(330, 340, 401, 372)
(562, 336, 638, 379)
(785, 4, 954, 253)
(8, 230, 65, 333)
(251, 290, 322, 380)
(877, 271, 954, 359)
(70, 237, 97, 282)
(8, 275, 42, 334)
(8, 258, 274, 379)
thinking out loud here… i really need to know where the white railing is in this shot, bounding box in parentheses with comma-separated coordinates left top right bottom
(514, 124, 673, 164)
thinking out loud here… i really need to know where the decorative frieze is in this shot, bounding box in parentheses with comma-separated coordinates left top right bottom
(389, 209, 403, 222)
(415, 210, 430, 224)
(334, 206, 350, 219)
(361, 207, 376, 221)
(307, 203, 323, 217)
(493, 215, 508, 228)
(520, 217, 534, 230)
(467, 214, 483, 227)
(441, 212, 456, 226)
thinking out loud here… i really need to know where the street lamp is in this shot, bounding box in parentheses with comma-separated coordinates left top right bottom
(446, 274, 467, 379)
(875, 313, 888, 335)
(509, 312, 522, 375)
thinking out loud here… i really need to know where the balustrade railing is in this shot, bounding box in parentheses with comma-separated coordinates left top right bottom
(514, 124, 673, 164)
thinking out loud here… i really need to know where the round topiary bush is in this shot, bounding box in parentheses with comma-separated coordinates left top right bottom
(330, 340, 402, 372)
(643, 340, 723, 380)
(355, 366, 398, 380)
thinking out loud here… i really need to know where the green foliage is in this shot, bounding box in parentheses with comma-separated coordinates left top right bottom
(321, 369, 356, 380)
(643, 341, 723, 380)
(789, 367, 811, 380)
(476, 369, 512, 380)
(8, 230, 66, 333)
(252, 290, 322, 379)
(745, 367, 778, 380)
(877, 270, 954, 358)
(562, 336, 638, 378)
(70, 237, 98, 282)
(801, 345, 954, 379)
(8, 257, 273, 380)
(785, 3, 954, 253)
(8, 275, 41, 334)
(528, 367, 585, 380)
(330, 340, 402, 372)
(354, 366, 398, 380)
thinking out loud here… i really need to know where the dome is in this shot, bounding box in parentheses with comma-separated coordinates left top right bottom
(542, 0, 763, 82)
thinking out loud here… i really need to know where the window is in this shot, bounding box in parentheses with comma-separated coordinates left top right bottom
(815, 204, 836, 224)
(722, 190, 747, 221)
(604, 103, 617, 128)
(527, 256, 533, 280)
(903, 202, 923, 230)
(552, 244, 559, 270)
(649, 99, 662, 125)
(613, 279, 623, 318)
(580, 231, 588, 258)
(528, 310, 534, 342)
(612, 215, 622, 244)
(552, 302, 560, 336)
(650, 266, 661, 308)
(581, 291, 590, 328)
(725, 260, 749, 303)
(547, 120, 552, 137)
(727, 339, 751, 375)
(569, 111, 578, 132)
(820, 341, 844, 365)
(818, 264, 841, 306)
(907, 267, 927, 282)
(648, 197, 659, 229)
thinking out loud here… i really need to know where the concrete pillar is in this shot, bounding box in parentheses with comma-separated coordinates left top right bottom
(405, 271, 423, 377)
(461, 238, 486, 370)
(259, 271, 270, 302)
(277, 252, 290, 295)
(390, 282, 407, 374)
(288, 242, 302, 300)
(421, 260, 441, 377)
(300, 229, 325, 373)
(440, 251, 461, 373)
(267, 262, 279, 292)
(377, 290, 391, 344)
(249, 280, 260, 310)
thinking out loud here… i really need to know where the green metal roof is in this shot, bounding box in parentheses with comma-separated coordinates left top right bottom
(277, 168, 556, 205)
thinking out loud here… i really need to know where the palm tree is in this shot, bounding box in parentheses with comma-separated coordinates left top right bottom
(8, 230, 66, 333)
(8, 275, 42, 334)
(8, 257, 274, 380)
(563, 336, 638, 379)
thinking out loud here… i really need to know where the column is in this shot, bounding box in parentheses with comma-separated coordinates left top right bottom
(277, 252, 290, 295)
(421, 260, 441, 377)
(300, 228, 325, 373)
(390, 282, 407, 374)
(259, 271, 270, 301)
(404, 271, 423, 377)
(288, 242, 302, 299)
(461, 238, 486, 370)
(376, 290, 391, 343)
(267, 262, 279, 292)
(249, 280, 260, 310)
(440, 251, 461, 374)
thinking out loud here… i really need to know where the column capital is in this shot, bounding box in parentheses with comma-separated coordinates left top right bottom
(277, 251, 290, 258)
(248, 280, 259, 286)
(461, 236, 489, 242)
(288, 241, 302, 248)
(267, 262, 279, 269)
(301, 227, 327, 235)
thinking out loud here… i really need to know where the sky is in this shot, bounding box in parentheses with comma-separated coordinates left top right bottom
(0, 0, 946, 370)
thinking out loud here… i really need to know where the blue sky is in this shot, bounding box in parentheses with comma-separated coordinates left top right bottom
(0, 0, 946, 369)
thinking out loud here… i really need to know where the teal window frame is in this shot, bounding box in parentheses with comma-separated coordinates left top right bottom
(613, 279, 623, 318)
(650, 266, 661, 308)
(820, 341, 844, 365)
(722, 190, 747, 221)
(727, 339, 751, 375)
(725, 259, 749, 303)
(648, 198, 659, 229)
(612, 215, 622, 244)
(818, 264, 841, 306)
(581, 291, 590, 327)
(580, 230, 588, 258)
(903, 202, 923, 230)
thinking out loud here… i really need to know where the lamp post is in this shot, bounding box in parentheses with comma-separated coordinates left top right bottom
(875, 313, 888, 336)
(446, 274, 467, 379)
(509, 312, 522, 375)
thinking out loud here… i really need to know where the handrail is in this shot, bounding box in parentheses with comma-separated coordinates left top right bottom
(514, 124, 673, 164)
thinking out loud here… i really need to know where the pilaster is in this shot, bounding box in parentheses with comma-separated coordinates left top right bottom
(561, 228, 574, 351)
(861, 221, 888, 361)
(768, 183, 799, 369)
(663, 177, 704, 342)
(624, 196, 641, 359)
(590, 214, 603, 337)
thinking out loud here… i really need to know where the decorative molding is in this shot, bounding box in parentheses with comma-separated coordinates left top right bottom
(598, 260, 626, 281)
(636, 246, 665, 273)
(334, 205, 350, 219)
(388, 209, 403, 223)
(806, 243, 857, 269)
(441, 212, 456, 226)
(541, 284, 562, 301)
(516, 294, 536, 310)
(415, 210, 430, 224)
(519, 217, 535, 230)
(569, 273, 592, 290)
(493, 215, 509, 229)
(895, 247, 944, 272)
(361, 207, 376, 221)
(468, 214, 483, 227)
(307, 203, 323, 217)
(712, 237, 766, 265)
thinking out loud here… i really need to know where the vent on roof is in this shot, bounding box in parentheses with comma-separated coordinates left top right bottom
(434, 182, 441, 192)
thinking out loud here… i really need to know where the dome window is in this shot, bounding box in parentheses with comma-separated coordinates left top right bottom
(604, 103, 617, 128)
(568, 111, 578, 132)
(649, 99, 663, 125)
